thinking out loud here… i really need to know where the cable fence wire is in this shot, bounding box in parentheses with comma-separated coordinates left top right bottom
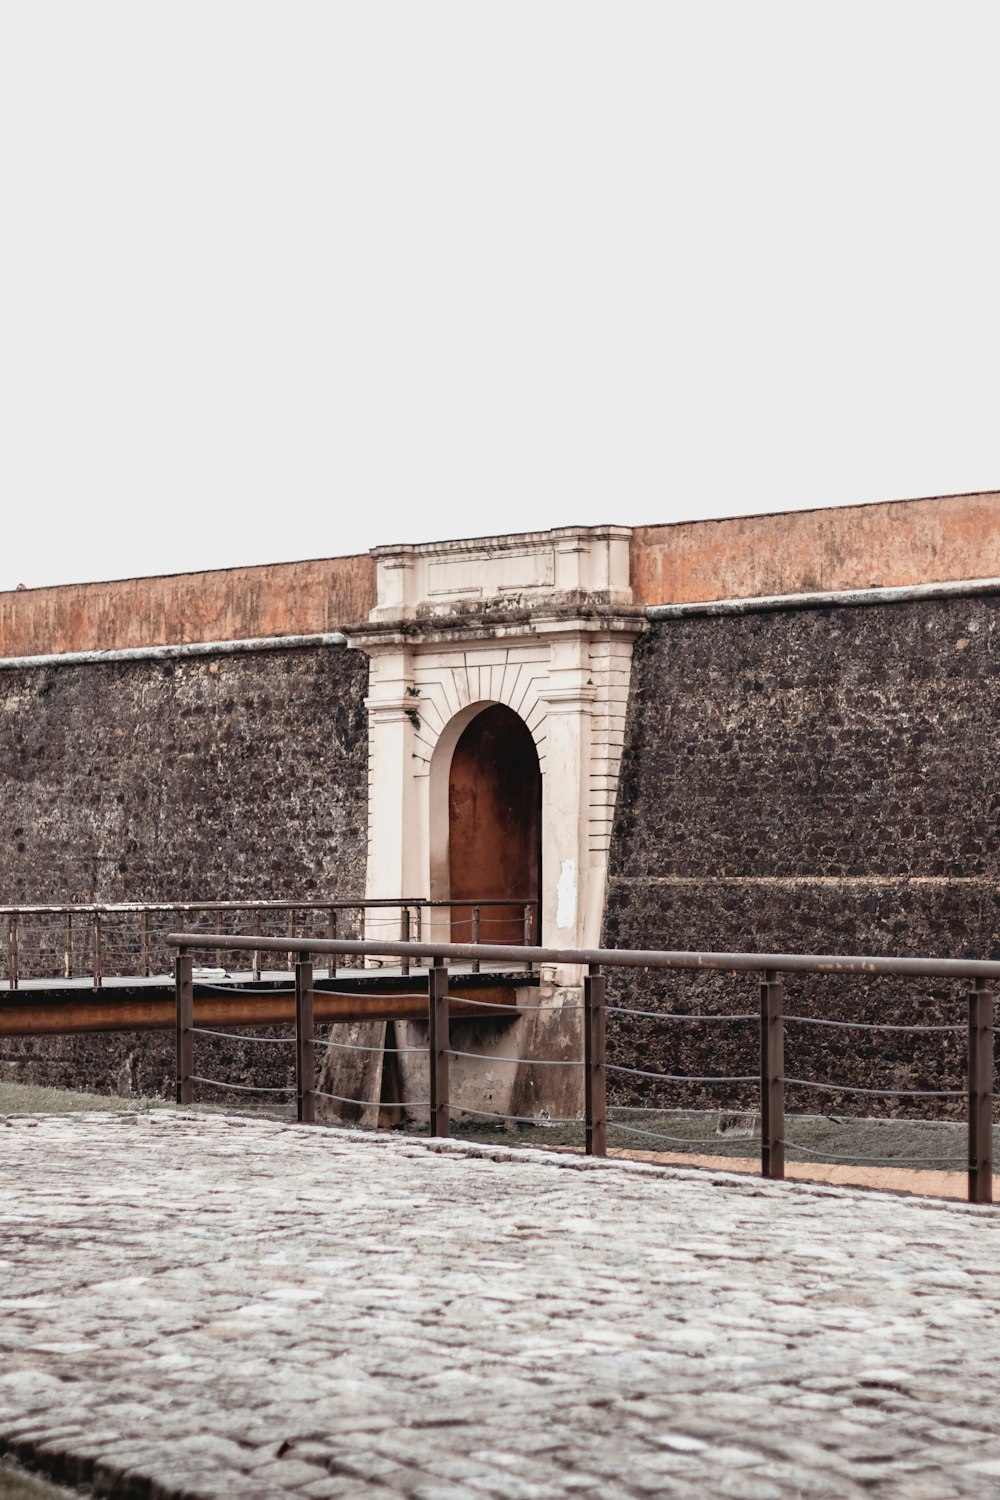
(608, 1121, 759, 1150)
(607, 1005, 757, 1022)
(313, 1087, 430, 1110)
(188, 1027, 293, 1045)
(312, 1037, 426, 1056)
(191, 983, 293, 996)
(784, 1078, 966, 1098)
(780, 1140, 965, 1167)
(446, 1048, 584, 1066)
(450, 1104, 581, 1126)
(608, 1103, 734, 1115)
(436, 994, 578, 1012)
(190, 1077, 294, 1095)
(785, 1015, 965, 1033)
(607, 1063, 758, 1084)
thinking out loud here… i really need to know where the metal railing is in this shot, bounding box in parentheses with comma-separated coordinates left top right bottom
(166, 932, 999, 1207)
(0, 898, 538, 989)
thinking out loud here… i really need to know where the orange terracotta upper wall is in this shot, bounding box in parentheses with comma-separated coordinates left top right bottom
(0, 554, 376, 658)
(4, 490, 1000, 657)
(631, 489, 1000, 607)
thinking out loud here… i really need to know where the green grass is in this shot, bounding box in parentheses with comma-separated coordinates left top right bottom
(0, 1080, 170, 1116)
(0, 1459, 81, 1500)
(0, 1080, 980, 1174)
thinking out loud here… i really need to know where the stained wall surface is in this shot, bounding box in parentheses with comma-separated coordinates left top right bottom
(0, 554, 375, 657)
(1, 643, 369, 1095)
(603, 593, 1000, 1115)
(631, 489, 1000, 605)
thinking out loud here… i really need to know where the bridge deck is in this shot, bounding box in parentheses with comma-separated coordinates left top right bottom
(0, 966, 533, 1036)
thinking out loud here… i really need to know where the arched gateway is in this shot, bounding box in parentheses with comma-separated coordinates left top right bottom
(447, 703, 541, 945)
(342, 526, 643, 1125)
(351, 525, 644, 968)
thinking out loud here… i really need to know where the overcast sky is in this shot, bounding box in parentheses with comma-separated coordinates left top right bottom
(3, 2, 999, 592)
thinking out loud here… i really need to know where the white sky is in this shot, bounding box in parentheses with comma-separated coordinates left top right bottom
(2, 1, 999, 592)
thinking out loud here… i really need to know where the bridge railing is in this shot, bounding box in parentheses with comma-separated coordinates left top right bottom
(168, 931, 998, 1206)
(0, 899, 538, 990)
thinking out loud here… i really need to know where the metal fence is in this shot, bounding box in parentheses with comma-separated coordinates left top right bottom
(167, 931, 999, 1207)
(0, 899, 537, 988)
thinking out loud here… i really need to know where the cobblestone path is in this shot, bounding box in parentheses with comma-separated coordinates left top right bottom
(3, 1113, 1000, 1499)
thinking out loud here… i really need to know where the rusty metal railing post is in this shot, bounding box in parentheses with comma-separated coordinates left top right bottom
(252, 909, 262, 982)
(326, 908, 337, 979)
(175, 949, 194, 1106)
(7, 914, 19, 991)
(968, 977, 994, 1205)
(524, 904, 535, 974)
(140, 910, 150, 977)
(760, 969, 785, 1180)
(63, 912, 72, 980)
(471, 907, 481, 973)
(585, 962, 607, 1157)
(92, 912, 102, 991)
(400, 907, 411, 978)
(429, 957, 450, 1138)
(348, 905, 358, 969)
(296, 955, 315, 1125)
(287, 908, 296, 974)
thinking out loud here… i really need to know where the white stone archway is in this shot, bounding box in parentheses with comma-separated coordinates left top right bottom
(349, 526, 645, 982)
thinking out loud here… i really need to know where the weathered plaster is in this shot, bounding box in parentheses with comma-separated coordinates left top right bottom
(0, 554, 375, 657)
(632, 488, 1000, 606)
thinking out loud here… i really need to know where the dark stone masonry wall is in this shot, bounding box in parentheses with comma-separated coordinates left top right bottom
(603, 595, 1000, 1118)
(1, 644, 369, 1097)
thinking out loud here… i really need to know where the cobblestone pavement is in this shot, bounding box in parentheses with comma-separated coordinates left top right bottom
(3, 1115, 1000, 1500)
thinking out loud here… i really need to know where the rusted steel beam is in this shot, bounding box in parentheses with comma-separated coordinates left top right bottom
(0, 986, 519, 1037)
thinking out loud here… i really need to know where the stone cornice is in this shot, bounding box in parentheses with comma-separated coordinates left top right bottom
(370, 524, 633, 562)
(348, 600, 647, 653)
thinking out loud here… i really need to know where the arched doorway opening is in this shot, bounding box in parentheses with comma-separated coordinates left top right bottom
(448, 704, 541, 946)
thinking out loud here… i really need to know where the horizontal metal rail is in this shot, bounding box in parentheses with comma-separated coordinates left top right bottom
(166, 931, 1000, 982)
(1, 897, 540, 992)
(0, 898, 538, 916)
(2, 898, 402, 916)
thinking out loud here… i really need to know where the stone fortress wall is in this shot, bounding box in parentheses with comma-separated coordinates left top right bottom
(604, 590, 1000, 1115)
(3, 488, 1000, 1114)
(1, 647, 369, 1097)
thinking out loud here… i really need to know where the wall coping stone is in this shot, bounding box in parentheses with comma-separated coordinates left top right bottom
(646, 575, 1000, 620)
(0, 632, 349, 672)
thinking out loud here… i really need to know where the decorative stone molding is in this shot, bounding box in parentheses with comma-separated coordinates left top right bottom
(368, 525, 634, 623)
